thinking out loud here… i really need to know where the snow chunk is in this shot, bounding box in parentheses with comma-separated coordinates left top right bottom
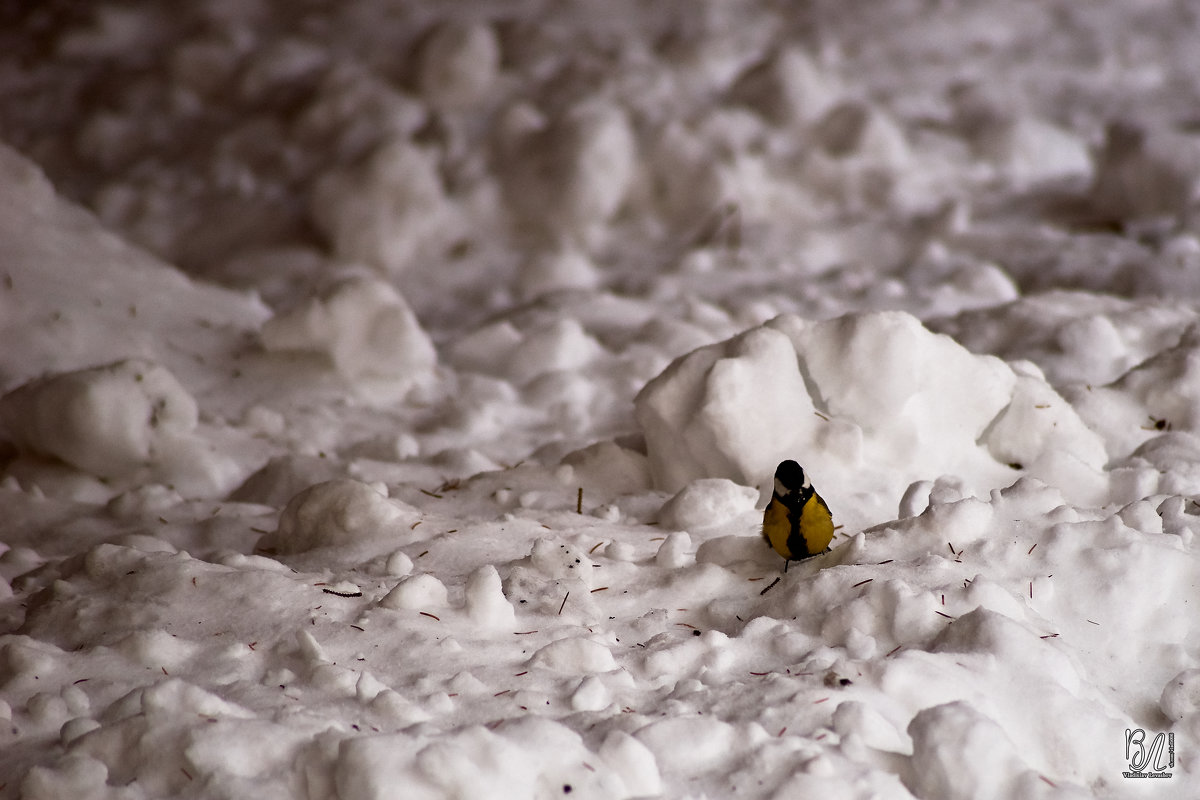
(446, 320, 524, 374)
(655, 531, 693, 569)
(230, 454, 348, 508)
(832, 700, 907, 754)
(774, 311, 1013, 461)
(261, 276, 437, 381)
(998, 117, 1092, 187)
(0, 358, 195, 478)
(185, 718, 313, 781)
(497, 99, 636, 244)
(1161, 668, 1200, 722)
(384, 550, 414, 578)
(560, 441, 652, 496)
(635, 324, 811, 493)
(600, 732, 662, 796)
(0, 359, 235, 494)
(531, 637, 616, 673)
(464, 564, 515, 629)
(1071, 321, 1200, 459)
(906, 701, 1039, 800)
(515, 247, 601, 301)
(982, 362, 1106, 472)
(20, 753, 113, 800)
(310, 141, 453, 274)
(932, 608, 1081, 695)
(259, 479, 415, 555)
(528, 538, 597, 584)
(380, 573, 448, 611)
(981, 362, 1108, 503)
(570, 675, 612, 712)
(137, 678, 255, 721)
(416, 21, 500, 112)
(335, 717, 632, 800)
(508, 319, 605, 384)
(635, 716, 741, 774)
(727, 46, 840, 126)
(658, 478, 758, 533)
(449, 316, 605, 384)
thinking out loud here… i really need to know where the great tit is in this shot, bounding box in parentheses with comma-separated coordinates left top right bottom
(762, 459, 834, 570)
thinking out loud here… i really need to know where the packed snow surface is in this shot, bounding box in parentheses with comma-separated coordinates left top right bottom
(2, 1, 1200, 798)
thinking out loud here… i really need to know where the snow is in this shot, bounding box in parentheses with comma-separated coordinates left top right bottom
(262, 479, 417, 555)
(260, 275, 438, 382)
(2, 1, 1200, 798)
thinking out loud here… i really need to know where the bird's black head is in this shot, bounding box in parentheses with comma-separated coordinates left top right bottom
(774, 459, 807, 495)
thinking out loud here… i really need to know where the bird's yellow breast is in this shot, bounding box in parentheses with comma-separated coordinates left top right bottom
(762, 496, 793, 556)
(799, 493, 834, 554)
(762, 491, 834, 561)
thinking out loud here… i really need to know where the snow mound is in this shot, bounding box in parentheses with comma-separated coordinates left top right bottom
(635, 322, 811, 495)
(1160, 668, 1200, 723)
(261, 276, 437, 381)
(559, 441, 653, 496)
(727, 45, 840, 126)
(0, 359, 196, 479)
(464, 564, 516, 629)
(497, 99, 636, 244)
(531, 637, 617, 673)
(309, 141, 456, 274)
(906, 701, 1049, 800)
(448, 316, 606, 384)
(658, 478, 758, 533)
(1069, 321, 1200, 460)
(335, 716, 650, 800)
(259, 479, 418, 555)
(380, 573, 448, 611)
(0, 359, 241, 496)
(416, 21, 501, 112)
(636, 310, 1107, 526)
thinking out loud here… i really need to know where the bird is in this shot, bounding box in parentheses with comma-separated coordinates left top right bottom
(762, 460, 834, 570)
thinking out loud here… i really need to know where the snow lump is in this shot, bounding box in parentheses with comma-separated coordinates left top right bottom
(0, 358, 242, 497)
(258, 479, 418, 555)
(0, 359, 197, 479)
(260, 275, 437, 382)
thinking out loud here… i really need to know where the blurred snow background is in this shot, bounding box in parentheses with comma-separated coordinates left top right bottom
(1, 1, 1199, 797)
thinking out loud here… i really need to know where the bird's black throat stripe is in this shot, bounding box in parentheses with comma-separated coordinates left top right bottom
(783, 485, 816, 559)
(782, 485, 814, 511)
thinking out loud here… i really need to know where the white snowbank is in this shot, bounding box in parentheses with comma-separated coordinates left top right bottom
(0, 143, 269, 396)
